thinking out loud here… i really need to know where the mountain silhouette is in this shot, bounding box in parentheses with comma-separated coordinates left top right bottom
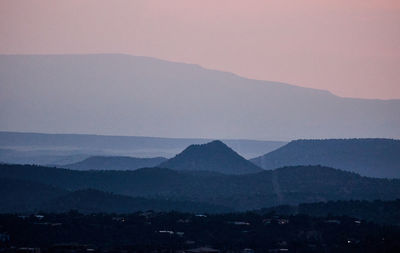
(0, 178, 229, 213)
(1, 54, 399, 140)
(40, 189, 230, 214)
(251, 139, 400, 178)
(2, 163, 399, 211)
(64, 156, 167, 170)
(0, 177, 67, 213)
(159, 140, 262, 174)
(0, 131, 286, 160)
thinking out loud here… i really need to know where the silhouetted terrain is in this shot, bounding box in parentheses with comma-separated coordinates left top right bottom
(0, 178, 67, 213)
(0, 131, 285, 160)
(1, 55, 399, 140)
(251, 139, 400, 178)
(1, 163, 400, 211)
(40, 189, 230, 214)
(159, 140, 262, 174)
(63, 156, 167, 171)
(0, 147, 91, 166)
(0, 178, 230, 214)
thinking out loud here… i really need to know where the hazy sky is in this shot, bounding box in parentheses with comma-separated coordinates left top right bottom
(0, 0, 399, 99)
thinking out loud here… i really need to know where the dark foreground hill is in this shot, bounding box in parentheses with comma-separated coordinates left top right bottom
(0, 178, 229, 213)
(251, 139, 400, 178)
(40, 189, 230, 214)
(0, 178, 67, 213)
(1, 163, 400, 211)
(63, 156, 167, 170)
(159, 140, 262, 174)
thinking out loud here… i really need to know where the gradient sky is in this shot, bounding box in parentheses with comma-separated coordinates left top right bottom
(0, 0, 399, 99)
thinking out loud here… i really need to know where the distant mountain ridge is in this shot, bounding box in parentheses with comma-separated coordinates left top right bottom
(251, 138, 400, 178)
(159, 140, 262, 174)
(1, 54, 399, 140)
(1, 163, 400, 211)
(0, 131, 286, 160)
(64, 156, 167, 171)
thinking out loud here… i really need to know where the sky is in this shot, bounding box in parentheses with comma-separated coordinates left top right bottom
(0, 0, 399, 99)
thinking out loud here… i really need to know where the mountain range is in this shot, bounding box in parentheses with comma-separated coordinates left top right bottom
(251, 139, 400, 178)
(64, 156, 167, 171)
(0, 131, 285, 161)
(1, 163, 399, 211)
(0, 177, 228, 214)
(64, 138, 400, 177)
(1, 138, 400, 213)
(1, 54, 399, 140)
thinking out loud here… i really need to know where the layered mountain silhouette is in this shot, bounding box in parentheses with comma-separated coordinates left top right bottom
(1, 54, 399, 140)
(251, 139, 400, 178)
(0, 131, 286, 160)
(159, 140, 262, 174)
(41, 189, 229, 214)
(64, 156, 167, 171)
(0, 178, 228, 213)
(0, 177, 67, 213)
(0, 146, 91, 166)
(1, 163, 400, 211)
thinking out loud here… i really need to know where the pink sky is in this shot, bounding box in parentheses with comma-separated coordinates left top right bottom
(0, 0, 399, 99)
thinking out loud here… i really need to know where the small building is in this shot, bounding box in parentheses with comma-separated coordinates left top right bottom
(34, 215, 44, 220)
(185, 247, 220, 253)
(325, 219, 341, 224)
(195, 214, 207, 218)
(112, 217, 126, 222)
(268, 249, 289, 252)
(230, 221, 251, 226)
(242, 248, 255, 253)
(16, 248, 41, 253)
(277, 219, 289, 225)
(158, 230, 174, 235)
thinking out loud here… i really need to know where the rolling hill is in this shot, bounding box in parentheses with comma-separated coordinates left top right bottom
(251, 139, 400, 178)
(1, 54, 399, 140)
(0, 177, 67, 213)
(1, 163, 399, 211)
(64, 156, 167, 171)
(0, 177, 230, 213)
(159, 140, 262, 174)
(40, 189, 229, 214)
